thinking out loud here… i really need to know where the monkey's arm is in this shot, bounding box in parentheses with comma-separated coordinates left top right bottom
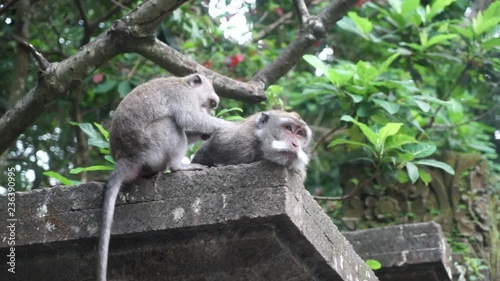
(175, 111, 232, 135)
(186, 132, 211, 144)
(191, 130, 259, 167)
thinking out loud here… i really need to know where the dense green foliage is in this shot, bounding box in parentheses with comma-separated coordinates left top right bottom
(293, 0, 500, 199)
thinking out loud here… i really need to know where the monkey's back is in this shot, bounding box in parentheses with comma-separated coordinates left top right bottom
(109, 77, 194, 161)
(192, 117, 262, 166)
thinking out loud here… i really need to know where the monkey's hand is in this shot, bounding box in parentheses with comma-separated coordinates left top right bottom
(186, 132, 211, 142)
(171, 163, 208, 171)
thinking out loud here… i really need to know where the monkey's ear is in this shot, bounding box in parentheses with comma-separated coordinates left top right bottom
(188, 74, 203, 87)
(291, 111, 301, 119)
(256, 112, 270, 127)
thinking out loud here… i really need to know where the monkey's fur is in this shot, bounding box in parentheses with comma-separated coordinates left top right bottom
(192, 110, 312, 173)
(97, 74, 228, 281)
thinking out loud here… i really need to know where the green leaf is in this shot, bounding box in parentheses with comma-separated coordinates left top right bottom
(117, 81, 131, 98)
(427, 0, 455, 21)
(372, 98, 400, 114)
(414, 159, 455, 175)
(356, 105, 369, 117)
(396, 47, 413, 56)
(328, 69, 354, 87)
(410, 98, 431, 112)
(480, 37, 500, 50)
(396, 169, 410, 183)
(378, 123, 403, 146)
(385, 134, 417, 150)
(104, 155, 115, 164)
(340, 115, 378, 147)
(388, 0, 402, 13)
(90, 139, 110, 149)
(43, 171, 80, 186)
(75, 123, 109, 149)
(452, 25, 473, 40)
(348, 11, 373, 34)
(304, 55, 354, 87)
(473, 11, 500, 35)
(426, 52, 463, 63)
(225, 116, 244, 121)
(403, 143, 437, 158)
(425, 34, 458, 48)
(447, 99, 464, 124)
(379, 53, 400, 74)
(70, 165, 115, 174)
(366, 259, 382, 270)
(419, 169, 432, 185)
(397, 152, 416, 163)
(419, 30, 428, 46)
(94, 80, 117, 94)
(416, 6, 427, 24)
(467, 141, 497, 154)
(216, 107, 244, 118)
(337, 17, 367, 38)
(183, 41, 196, 49)
(78, 123, 101, 138)
(303, 55, 330, 77)
(328, 139, 374, 152)
(406, 162, 419, 183)
(94, 122, 109, 140)
(356, 61, 379, 82)
(483, 1, 500, 21)
(346, 84, 370, 96)
(412, 95, 451, 106)
(401, 0, 420, 14)
(400, 42, 424, 52)
(346, 92, 363, 103)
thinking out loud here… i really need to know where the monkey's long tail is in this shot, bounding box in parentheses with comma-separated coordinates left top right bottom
(97, 165, 126, 281)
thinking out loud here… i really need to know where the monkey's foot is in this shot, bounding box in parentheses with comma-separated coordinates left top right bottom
(171, 163, 208, 171)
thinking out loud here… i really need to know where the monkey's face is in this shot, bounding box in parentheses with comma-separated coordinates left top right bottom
(255, 111, 311, 171)
(185, 74, 220, 115)
(199, 92, 219, 115)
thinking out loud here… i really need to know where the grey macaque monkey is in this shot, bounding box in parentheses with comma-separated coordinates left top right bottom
(192, 110, 312, 174)
(97, 74, 229, 281)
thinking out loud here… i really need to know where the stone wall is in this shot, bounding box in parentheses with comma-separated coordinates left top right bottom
(0, 162, 378, 281)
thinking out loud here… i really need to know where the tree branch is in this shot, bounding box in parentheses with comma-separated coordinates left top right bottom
(0, 0, 19, 16)
(0, 0, 28, 173)
(294, 0, 311, 24)
(0, 0, 358, 154)
(419, 62, 471, 136)
(12, 34, 50, 70)
(312, 124, 343, 152)
(313, 170, 381, 201)
(8, 0, 31, 108)
(254, 0, 321, 42)
(254, 12, 294, 42)
(0, 0, 189, 153)
(132, 39, 266, 103)
(89, 0, 135, 29)
(251, 0, 358, 88)
(431, 104, 499, 129)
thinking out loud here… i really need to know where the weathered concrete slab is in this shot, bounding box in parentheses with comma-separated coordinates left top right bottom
(0, 162, 377, 281)
(343, 222, 452, 281)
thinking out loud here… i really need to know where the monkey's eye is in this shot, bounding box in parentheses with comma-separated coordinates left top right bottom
(297, 130, 305, 136)
(209, 99, 218, 108)
(284, 125, 293, 132)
